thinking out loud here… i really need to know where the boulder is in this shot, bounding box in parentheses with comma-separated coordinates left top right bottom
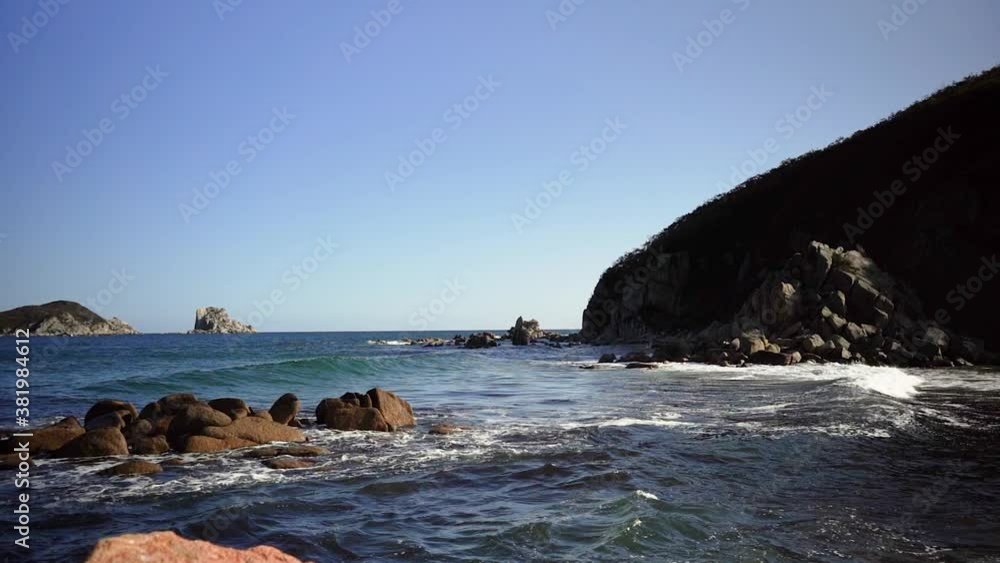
(263, 457, 315, 470)
(138, 402, 161, 421)
(85, 411, 127, 432)
(166, 405, 232, 446)
(429, 423, 463, 435)
(85, 400, 138, 427)
(182, 435, 258, 454)
(339, 392, 373, 409)
(598, 353, 616, 363)
(802, 334, 825, 353)
(201, 416, 305, 444)
(806, 241, 835, 288)
(1, 416, 85, 454)
(825, 291, 847, 317)
(251, 411, 274, 422)
(242, 445, 328, 459)
(131, 435, 169, 455)
(53, 428, 129, 458)
(316, 398, 390, 432)
(207, 398, 250, 420)
(844, 322, 867, 343)
(916, 326, 951, 356)
(848, 279, 882, 323)
(269, 393, 300, 425)
(367, 388, 416, 429)
(465, 332, 499, 349)
(100, 460, 163, 477)
(740, 336, 766, 356)
(749, 350, 793, 366)
(191, 306, 256, 334)
(829, 269, 856, 294)
(156, 393, 200, 415)
(84, 531, 306, 563)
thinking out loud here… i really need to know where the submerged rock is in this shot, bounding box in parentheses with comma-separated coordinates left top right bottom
(100, 460, 163, 477)
(263, 457, 315, 470)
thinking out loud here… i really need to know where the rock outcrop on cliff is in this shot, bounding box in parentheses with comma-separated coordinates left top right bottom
(582, 66, 1000, 353)
(190, 306, 255, 334)
(0, 301, 139, 336)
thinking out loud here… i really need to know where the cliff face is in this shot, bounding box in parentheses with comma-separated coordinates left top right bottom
(0, 301, 139, 336)
(582, 67, 1000, 349)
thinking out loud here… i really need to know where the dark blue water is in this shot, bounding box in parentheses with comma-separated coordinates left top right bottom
(2, 332, 999, 562)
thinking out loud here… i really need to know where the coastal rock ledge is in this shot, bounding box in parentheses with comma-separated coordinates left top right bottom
(86, 531, 308, 562)
(190, 306, 255, 334)
(0, 300, 139, 336)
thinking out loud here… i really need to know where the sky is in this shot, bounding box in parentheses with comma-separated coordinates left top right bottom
(0, 1, 997, 333)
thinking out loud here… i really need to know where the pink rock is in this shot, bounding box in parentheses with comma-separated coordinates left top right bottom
(86, 531, 308, 562)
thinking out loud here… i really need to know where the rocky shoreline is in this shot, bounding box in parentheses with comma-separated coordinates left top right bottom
(0, 388, 419, 475)
(0, 301, 139, 337)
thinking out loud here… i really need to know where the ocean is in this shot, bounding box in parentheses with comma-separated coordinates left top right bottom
(3, 332, 999, 562)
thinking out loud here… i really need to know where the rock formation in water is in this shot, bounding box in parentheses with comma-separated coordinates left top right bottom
(582, 67, 1000, 364)
(85, 531, 307, 562)
(0, 300, 139, 336)
(190, 306, 255, 334)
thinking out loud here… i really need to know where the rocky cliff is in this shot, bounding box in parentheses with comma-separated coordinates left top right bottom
(582, 66, 1000, 353)
(190, 306, 255, 334)
(0, 301, 139, 336)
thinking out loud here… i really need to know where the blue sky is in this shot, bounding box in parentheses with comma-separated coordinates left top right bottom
(0, 0, 997, 333)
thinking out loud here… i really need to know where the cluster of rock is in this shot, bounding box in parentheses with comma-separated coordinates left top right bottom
(0, 388, 416, 476)
(368, 318, 582, 350)
(597, 242, 995, 368)
(85, 531, 308, 563)
(0, 301, 140, 336)
(189, 306, 255, 334)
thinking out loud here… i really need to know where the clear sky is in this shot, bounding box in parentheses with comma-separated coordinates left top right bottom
(0, 1, 997, 333)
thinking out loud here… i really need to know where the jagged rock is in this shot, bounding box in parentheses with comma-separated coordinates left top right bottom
(84, 531, 306, 563)
(828, 269, 856, 294)
(53, 428, 129, 458)
(511, 316, 530, 346)
(208, 398, 250, 420)
(190, 307, 255, 334)
(806, 241, 835, 288)
(825, 291, 847, 317)
(916, 326, 950, 356)
(844, 322, 867, 342)
(85, 400, 138, 427)
(100, 460, 163, 477)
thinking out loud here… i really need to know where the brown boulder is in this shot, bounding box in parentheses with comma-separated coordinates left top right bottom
(0, 453, 32, 470)
(1, 416, 85, 454)
(182, 435, 258, 454)
(429, 423, 462, 435)
(367, 388, 415, 429)
(316, 399, 390, 432)
(86, 411, 127, 432)
(251, 410, 273, 421)
(131, 435, 169, 455)
(167, 405, 232, 439)
(201, 416, 305, 444)
(53, 428, 129, 458)
(269, 393, 300, 425)
(100, 460, 163, 477)
(84, 531, 307, 563)
(157, 393, 200, 415)
(242, 445, 328, 459)
(339, 392, 372, 409)
(749, 350, 794, 366)
(208, 398, 250, 420)
(85, 400, 138, 427)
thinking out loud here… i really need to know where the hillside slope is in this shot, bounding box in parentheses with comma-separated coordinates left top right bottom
(582, 66, 1000, 349)
(0, 301, 139, 336)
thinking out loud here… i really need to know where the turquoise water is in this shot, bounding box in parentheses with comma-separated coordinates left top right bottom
(3, 332, 1000, 562)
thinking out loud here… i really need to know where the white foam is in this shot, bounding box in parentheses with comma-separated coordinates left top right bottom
(635, 490, 659, 500)
(559, 412, 694, 429)
(847, 368, 924, 399)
